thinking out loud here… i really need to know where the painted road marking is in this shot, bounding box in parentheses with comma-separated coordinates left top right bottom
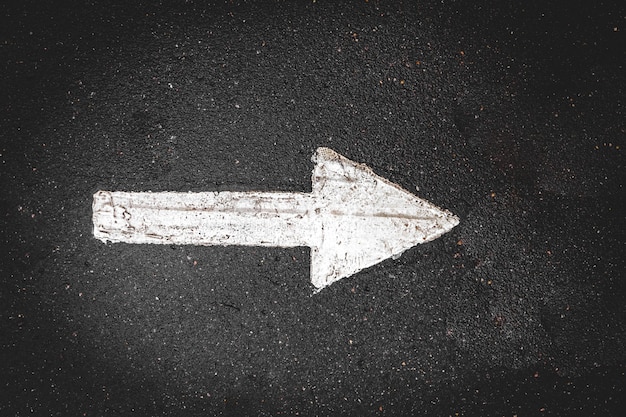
(93, 147, 460, 291)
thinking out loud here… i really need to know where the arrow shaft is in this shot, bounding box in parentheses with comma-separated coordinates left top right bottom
(93, 190, 318, 247)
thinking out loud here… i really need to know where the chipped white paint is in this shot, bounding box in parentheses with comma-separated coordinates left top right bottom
(93, 147, 459, 290)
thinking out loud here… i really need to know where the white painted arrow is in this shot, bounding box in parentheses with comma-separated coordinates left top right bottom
(93, 147, 459, 290)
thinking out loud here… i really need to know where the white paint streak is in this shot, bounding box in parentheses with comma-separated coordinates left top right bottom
(93, 147, 460, 290)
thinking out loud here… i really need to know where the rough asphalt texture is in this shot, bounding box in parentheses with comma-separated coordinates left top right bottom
(1, 0, 624, 416)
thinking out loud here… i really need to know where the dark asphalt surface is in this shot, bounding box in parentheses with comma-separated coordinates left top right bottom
(1, 1, 624, 416)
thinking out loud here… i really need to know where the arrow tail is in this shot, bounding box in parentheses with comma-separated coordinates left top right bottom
(93, 190, 317, 248)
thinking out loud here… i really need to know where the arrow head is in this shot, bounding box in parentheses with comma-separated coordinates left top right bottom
(309, 148, 459, 290)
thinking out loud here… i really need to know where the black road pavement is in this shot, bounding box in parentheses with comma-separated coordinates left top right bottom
(1, 1, 624, 416)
